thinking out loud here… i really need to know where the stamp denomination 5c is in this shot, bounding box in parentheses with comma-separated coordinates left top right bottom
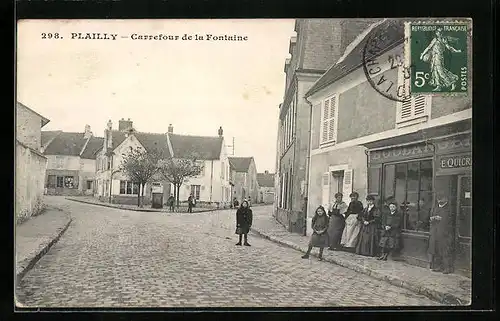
(410, 23, 470, 94)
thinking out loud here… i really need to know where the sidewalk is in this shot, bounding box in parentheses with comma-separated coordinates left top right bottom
(250, 209, 471, 306)
(66, 196, 218, 213)
(16, 206, 72, 284)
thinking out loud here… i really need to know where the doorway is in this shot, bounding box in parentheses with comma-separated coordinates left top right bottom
(455, 175, 472, 277)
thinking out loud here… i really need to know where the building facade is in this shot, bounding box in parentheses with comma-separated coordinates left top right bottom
(228, 157, 259, 204)
(257, 170, 275, 204)
(16, 102, 50, 223)
(94, 120, 231, 207)
(41, 125, 104, 196)
(276, 18, 377, 234)
(305, 19, 472, 276)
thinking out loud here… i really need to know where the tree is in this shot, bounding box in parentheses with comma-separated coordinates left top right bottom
(157, 154, 204, 209)
(119, 146, 163, 207)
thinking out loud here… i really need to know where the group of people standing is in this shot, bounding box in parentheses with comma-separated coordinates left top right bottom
(302, 192, 402, 262)
(302, 191, 455, 274)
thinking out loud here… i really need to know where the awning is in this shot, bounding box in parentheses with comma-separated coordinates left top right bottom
(361, 119, 471, 150)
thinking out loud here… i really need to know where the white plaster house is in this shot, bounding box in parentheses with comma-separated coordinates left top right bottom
(16, 102, 50, 222)
(94, 120, 231, 207)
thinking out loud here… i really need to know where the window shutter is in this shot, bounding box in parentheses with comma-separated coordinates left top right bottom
(322, 172, 330, 209)
(414, 95, 426, 116)
(322, 99, 330, 142)
(328, 95, 336, 141)
(400, 98, 413, 120)
(342, 169, 353, 203)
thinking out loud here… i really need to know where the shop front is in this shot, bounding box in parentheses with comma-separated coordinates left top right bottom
(365, 129, 471, 277)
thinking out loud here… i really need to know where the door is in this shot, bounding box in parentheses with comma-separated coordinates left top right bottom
(455, 175, 471, 277)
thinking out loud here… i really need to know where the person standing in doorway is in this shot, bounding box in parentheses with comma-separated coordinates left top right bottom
(327, 193, 348, 251)
(378, 200, 402, 261)
(340, 192, 364, 251)
(232, 197, 239, 209)
(247, 196, 252, 207)
(187, 193, 195, 213)
(301, 206, 329, 261)
(235, 200, 253, 246)
(428, 194, 454, 274)
(168, 194, 175, 212)
(355, 195, 381, 257)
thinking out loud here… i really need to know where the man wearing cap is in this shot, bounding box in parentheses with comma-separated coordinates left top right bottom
(428, 194, 454, 274)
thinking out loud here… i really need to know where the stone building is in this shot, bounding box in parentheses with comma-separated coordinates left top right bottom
(275, 18, 377, 234)
(305, 19, 472, 276)
(15, 102, 50, 223)
(228, 157, 259, 205)
(257, 170, 275, 204)
(41, 125, 104, 195)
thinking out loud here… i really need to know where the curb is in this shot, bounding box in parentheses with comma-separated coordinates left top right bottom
(65, 198, 218, 214)
(16, 215, 73, 286)
(250, 227, 467, 306)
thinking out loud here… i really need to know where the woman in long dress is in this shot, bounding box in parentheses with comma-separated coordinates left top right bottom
(340, 192, 364, 251)
(327, 193, 348, 251)
(420, 28, 462, 91)
(355, 195, 381, 257)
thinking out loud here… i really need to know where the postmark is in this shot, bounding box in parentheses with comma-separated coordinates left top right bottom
(362, 19, 411, 103)
(409, 22, 469, 94)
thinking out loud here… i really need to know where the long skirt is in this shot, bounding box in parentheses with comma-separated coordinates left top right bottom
(327, 215, 345, 248)
(355, 223, 379, 257)
(309, 232, 329, 248)
(379, 233, 400, 250)
(341, 214, 361, 248)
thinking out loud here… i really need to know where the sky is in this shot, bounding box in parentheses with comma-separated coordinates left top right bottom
(17, 19, 296, 173)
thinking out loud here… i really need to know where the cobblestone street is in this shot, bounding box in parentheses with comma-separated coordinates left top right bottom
(16, 197, 441, 308)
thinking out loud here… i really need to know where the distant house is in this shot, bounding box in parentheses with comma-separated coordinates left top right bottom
(41, 125, 104, 196)
(257, 170, 275, 204)
(228, 157, 259, 204)
(94, 120, 231, 207)
(16, 102, 50, 222)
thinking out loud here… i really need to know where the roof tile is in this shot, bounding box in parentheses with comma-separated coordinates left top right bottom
(257, 172, 275, 187)
(168, 134, 223, 160)
(228, 157, 253, 172)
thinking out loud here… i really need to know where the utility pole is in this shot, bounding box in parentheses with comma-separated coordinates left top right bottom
(226, 137, 235, 155)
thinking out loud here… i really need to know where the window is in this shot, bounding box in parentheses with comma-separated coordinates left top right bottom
(55, 156, 64, 169)
(47, 175, 56, 188)
(57, 176, 63, 188)
(86, 180, 93, 190)
(120, 181, 139, 195)
(64, 176, 75, 188)
(191, 185, 201, 200)
(320, 95, 338, 144)
(396, 66, 431, 127)
(382, 160, 433, 232)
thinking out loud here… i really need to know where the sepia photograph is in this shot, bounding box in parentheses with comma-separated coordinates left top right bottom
(15, 18, 472, 308)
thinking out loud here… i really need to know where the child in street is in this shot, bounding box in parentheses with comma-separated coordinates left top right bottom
(378, 200, 402, 261)
(301, 206, 329, 261)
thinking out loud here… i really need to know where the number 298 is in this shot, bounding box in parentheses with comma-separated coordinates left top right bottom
(41, 33, 61, 39)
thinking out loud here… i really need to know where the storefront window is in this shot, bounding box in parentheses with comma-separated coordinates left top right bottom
(383, 159, 433, 232)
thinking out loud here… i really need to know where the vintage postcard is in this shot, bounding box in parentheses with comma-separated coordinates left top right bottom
(15, 18, 472, 308)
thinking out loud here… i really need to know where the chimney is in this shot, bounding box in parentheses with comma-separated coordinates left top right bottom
(218, 126, 223, 137)
(168, 124, 173, 134)
(265, 170, 269, 174)
(107, 120, 112, 130)
(83, 124, 92, 139)
(119, 118, 133, 132)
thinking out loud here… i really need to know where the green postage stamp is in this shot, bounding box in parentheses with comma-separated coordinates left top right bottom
(409, 22, 470, 94)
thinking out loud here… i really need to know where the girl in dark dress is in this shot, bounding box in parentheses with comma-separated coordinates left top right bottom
(355, 195, 381, 257)
(235, 200, 253, 246)
(327, 193, 348, 250)
(301, 206, 329, 261)
(378, 200, 402, 260)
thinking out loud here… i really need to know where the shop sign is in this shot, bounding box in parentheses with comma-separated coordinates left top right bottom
(435, 136, 471, 152)
(370, 143, 434, 162)
(439, 154, 472, 169)
(152, 182, 163, 194)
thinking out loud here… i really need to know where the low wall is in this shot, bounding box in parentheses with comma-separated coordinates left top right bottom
(16, 142, 47, 224)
